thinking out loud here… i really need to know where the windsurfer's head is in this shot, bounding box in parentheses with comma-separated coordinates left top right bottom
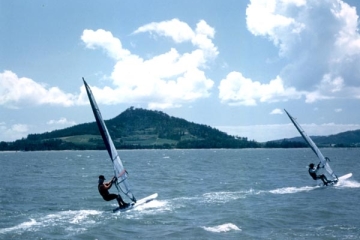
(99, 175, 105, 180)
(309, 163, 315, 168)
(98, 175, 105, 184)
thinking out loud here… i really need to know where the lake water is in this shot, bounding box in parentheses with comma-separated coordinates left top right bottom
(0, 148, 359, 239)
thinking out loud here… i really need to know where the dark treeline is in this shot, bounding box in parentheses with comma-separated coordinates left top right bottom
(1, 107, 359, 151)
(0, 139, 81, 151)
(0, 137, 355, 152)
(0, 137, 261, 151)
(264, 140, 308, 148)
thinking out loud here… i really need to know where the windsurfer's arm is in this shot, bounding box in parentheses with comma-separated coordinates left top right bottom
(103, 181, 113, 189)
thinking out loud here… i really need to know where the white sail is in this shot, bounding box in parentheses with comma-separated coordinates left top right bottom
(83, 78, 136, 202)
(284, 109, 337, 180)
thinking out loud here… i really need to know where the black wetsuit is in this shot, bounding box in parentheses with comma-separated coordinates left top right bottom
(98, 182, 128, 208)
(98, 184, 118, 201)
(308, 167, 328, 185)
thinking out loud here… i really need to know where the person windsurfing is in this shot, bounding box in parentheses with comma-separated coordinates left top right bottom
(308, 163, 336, 185)
(98, 175, 130, 209)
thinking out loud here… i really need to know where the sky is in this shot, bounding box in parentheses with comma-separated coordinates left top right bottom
(2, 0, 360, 142)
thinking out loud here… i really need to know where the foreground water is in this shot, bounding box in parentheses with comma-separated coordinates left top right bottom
(0, 148, 359, 239)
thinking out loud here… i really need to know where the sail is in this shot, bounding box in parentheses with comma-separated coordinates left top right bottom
(83, 78, 136, 202)
(284, 109, 337, 180)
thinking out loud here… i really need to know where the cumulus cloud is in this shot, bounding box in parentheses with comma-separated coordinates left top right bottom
(81, 29, 131, 61)
(0, 70, 77, 108)
(81, 19, 217, 109)
(218, 72, 302, 106)
(270, 108, 283, 114)
(0, 122, 29, 142)
(47, 117, 76, 125)
(133, 18, 195, 43)
(133, 18, 218, 58)
(239, 0, 360, 105)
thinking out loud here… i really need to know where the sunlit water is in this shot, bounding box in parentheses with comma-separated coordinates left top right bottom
(0, 149, 359, 239)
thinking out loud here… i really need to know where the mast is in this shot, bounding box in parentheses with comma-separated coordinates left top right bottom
(83, 78, 136, 202)
(284, 109, 337, 180)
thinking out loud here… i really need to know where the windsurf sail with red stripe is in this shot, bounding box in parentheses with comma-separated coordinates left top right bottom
(83, 78, 136, 202)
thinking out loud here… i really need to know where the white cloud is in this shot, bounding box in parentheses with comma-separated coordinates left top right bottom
(332, 1, 360, 56)
(81, 29, 130, 60)
(270, 108, 283, 114)
(0, 70, 76, 108)
(218, 72, 302, 105)
(133, 18, 194, 43)
(245, 0, 360, 103)
(132, 18, 218, 58)
(304, 91, 333, 103)
(11, 124, 28, 133)
(133, 18, 218, 58)
(47, 117, 76, 125)
(246, 0, 305, 53)
(81, 19, 217, 109)
(192, 20, 218, 58)
(334, 108, 342, 113)
(0, 123, 29, 142)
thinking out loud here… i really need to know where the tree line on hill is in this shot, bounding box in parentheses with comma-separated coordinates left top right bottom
(1, 107, 359, 151)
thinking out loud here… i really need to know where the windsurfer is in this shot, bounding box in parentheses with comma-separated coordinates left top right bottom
(308, 163, 332, 185)
(98, 175, 129, 208)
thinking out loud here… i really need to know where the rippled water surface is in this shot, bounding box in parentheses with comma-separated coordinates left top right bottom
(0, 149, 359, 239)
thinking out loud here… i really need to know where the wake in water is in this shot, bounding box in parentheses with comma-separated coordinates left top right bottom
(0, 210, 101, 235)
(335, 178, 360, 188)
(200, 189, 263, 204)
(114, 199, 174, 221)
(202, 223, 241, 233)
(269, 178, 360, 194)
(176, 178, 360, 201)
(269, 186, 319, 194)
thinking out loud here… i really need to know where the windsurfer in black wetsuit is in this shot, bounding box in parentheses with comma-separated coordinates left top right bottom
(308, 163, 330, 185)
(98, 175, 129, 209)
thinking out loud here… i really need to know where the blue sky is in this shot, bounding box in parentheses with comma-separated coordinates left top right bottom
(2, 0, 360, 142)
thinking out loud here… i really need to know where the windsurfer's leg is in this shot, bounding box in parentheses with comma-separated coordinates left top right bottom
(320, 175, 329, 185)
(117, 194, 129, 204)
(103, 194, 123, 207)
(117, 195, 130, 208)
(103, 194, 117, 201)
(315, 175, 326, 185)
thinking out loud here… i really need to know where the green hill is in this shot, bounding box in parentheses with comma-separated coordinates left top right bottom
(0, 107, 260, 151)
(266, 129, 360, 148)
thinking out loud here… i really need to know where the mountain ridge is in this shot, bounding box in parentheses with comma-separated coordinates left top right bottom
(271, 129, 360, 147)
(1, 107, 360, 150)
(0, 107, 259, 151)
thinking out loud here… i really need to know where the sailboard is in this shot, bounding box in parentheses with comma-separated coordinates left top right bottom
(284, 109, 351, 185)
(83, 78, 157, 210)
(338, 173, 352, 181)
(113, 193, 158, 212)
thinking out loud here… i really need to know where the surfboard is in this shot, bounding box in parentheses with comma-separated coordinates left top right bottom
(338, 173, 352, 181)
(320, 173, 352, 186)
(113, 193, 158, 212)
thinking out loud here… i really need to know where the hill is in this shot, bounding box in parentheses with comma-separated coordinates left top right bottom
(266, 129, 360, 148)
(0, 107, 260, 151)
